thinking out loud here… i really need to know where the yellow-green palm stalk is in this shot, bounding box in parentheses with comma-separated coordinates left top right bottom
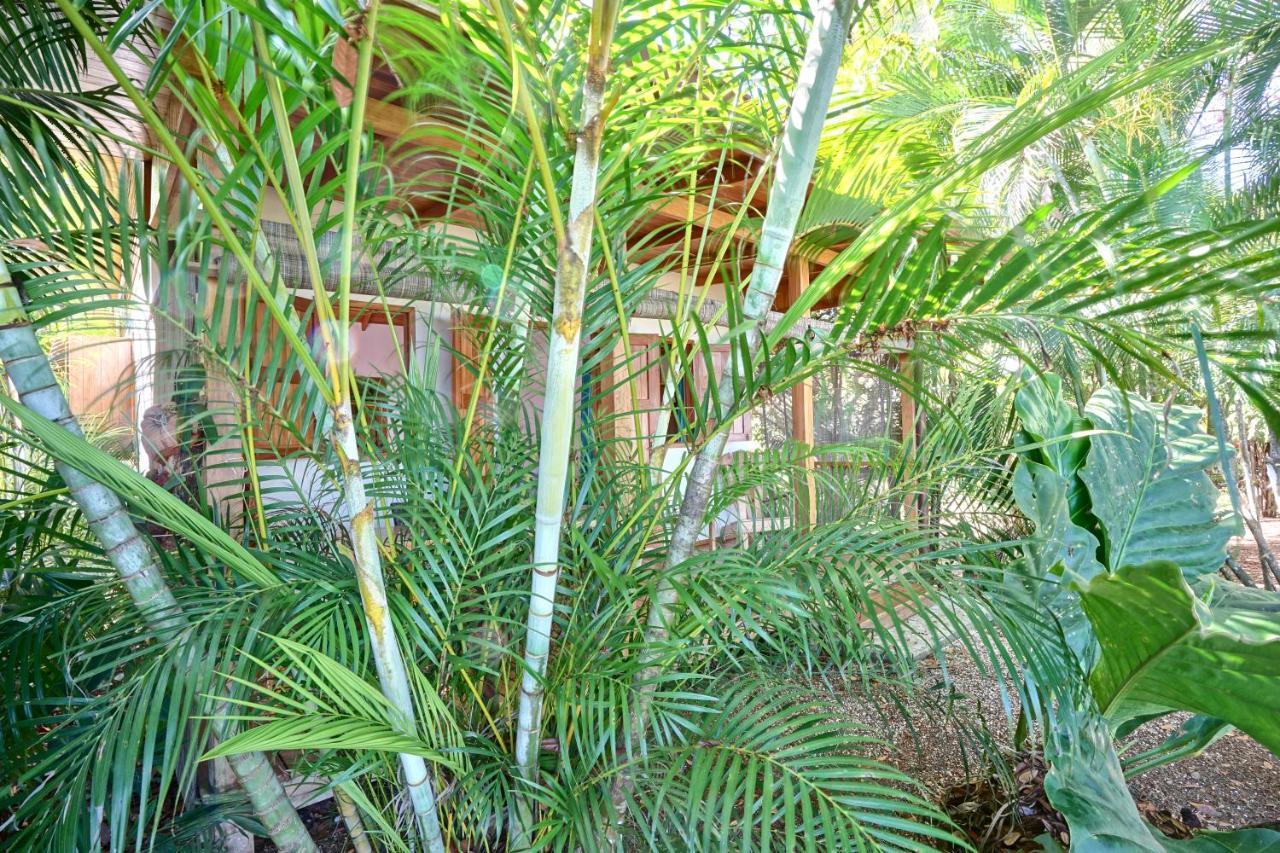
(0, 261, 317, 853)
(514, 0, 620, 788)
(615, 0, 855, 807)
(306, 4, 446, 849)
(50, 0, 442, 842)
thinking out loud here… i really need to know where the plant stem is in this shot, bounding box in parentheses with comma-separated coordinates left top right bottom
(334, 787, 375, 853)
(1192, 325, 1276, 589)
(610, 0, 854, 824)
(512, 0, 620, 843)
(324, 3, 447, 848)
(0, 262, 316, 853)
(1234, 395, 1280, 588)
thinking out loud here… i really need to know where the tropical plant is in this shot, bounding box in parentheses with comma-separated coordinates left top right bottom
(2, 0, 1280, 850)
(0, 256, 316, 852)
(1010, 371, 1280, 848)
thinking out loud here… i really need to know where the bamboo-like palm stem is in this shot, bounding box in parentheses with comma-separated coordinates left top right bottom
(611, 0, 854, 819)
(321, 3, 446, 849)
(512, 0, 620, 834)
(334, 787, 375, 853)
(0, 262, 317, 853)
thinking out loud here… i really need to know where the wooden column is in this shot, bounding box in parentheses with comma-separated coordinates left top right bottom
(451, 309, 485, 416)
(594, 337, 640, 457)
(898, 351, 919, 523)
(785, 257, 817, 527)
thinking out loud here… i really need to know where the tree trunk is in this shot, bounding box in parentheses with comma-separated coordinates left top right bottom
(1267, 431, 1280, 514)
(1235, 399, 1280, 588)
(54, 0, 443, 841)
(610, 0, 855, 825)
(512, 0, 620, 844)
(334, 787, 375, 853)
(0, 263, 317, 853)
(316, 5, 447, 847)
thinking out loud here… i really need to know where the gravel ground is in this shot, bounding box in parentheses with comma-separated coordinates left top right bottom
(838, 521, 1280, 833)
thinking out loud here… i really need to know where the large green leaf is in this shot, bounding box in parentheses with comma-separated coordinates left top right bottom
(1012, 372, 1102, 581)
(203, 715, 453, 763)
(1014, 460, 1105, 584)
(1011, 373, 1104, 661)
(1079, 388, 1235, 579)
(0, 396, 280, 589)
(1011, 459, 1102, 663)
(1081, 562, 1280, 753)
(1014, 372, 1092, 490)
(1045, 708, 1280, 852)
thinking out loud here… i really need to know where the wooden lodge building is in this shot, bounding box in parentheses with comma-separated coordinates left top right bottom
(60, 13, 914, 540)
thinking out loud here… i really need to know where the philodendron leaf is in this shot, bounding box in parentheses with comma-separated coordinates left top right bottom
(1012, 372, 1104, 583)
(1045, 708, 1280, 852)
(1081, 562, 1280, 754)
(1015, 372, 1092, 500)
(1011, 460, 1102, 664)
(1011, 373, 1103, 662)
(1080, 388, 1235, 579)
(1121, 715, 1233, 778)
(1014, 460, 1105, 584)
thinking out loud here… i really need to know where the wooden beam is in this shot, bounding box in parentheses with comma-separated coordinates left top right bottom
(786, 257, 817, 528)
(647, 197, 840, 267)
(451, 310, 485, 416)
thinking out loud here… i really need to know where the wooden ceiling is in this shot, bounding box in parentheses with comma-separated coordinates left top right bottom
(136, 23, 856, 312)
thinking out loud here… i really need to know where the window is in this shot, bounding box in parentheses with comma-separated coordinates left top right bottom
(252, 296, 414, 457)
(630, 334, 752, 447)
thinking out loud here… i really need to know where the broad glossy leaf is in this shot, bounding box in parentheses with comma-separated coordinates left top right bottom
(1011, 373, 1103, 662)
(1080, 388, 1234, 579)
(1015, 371, 1092, 484)
(1011, 460, 1102, 664)
(1012, 372, 1102, 583)
(1045, 708, 1280, 852)
(1014, 460, 1104, 585)
(1081, 562, 1280, 753)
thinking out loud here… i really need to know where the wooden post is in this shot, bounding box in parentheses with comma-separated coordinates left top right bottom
(593, 337, 641, 459)
(785, 257, 817, 527)
(898, 351, 918, 523)
(451, 309, 484, 416)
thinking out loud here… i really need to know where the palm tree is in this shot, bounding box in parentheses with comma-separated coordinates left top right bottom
(512, 2, 620, 823)
(617, 0, 858, 815)
(3, 0, 1280, 850)
(0, 257, 316, 853)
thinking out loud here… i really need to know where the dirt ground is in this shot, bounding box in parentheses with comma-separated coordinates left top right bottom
(1231, 519, 1280, 589)
(256, 800, 349, 852)
(839, 520, 1280, 836)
